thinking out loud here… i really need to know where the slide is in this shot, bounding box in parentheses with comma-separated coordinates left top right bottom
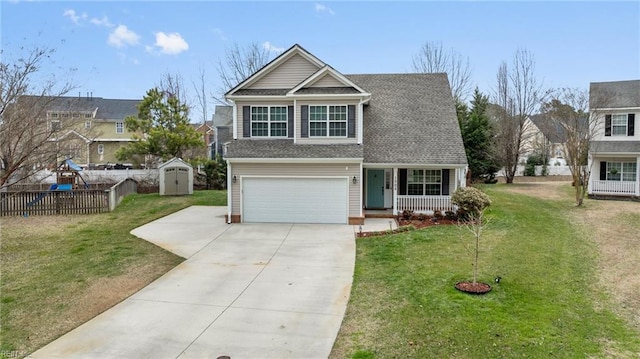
(26, 184, 58, 208)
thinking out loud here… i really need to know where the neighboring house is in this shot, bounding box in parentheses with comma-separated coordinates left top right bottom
(191, 121, 215, 159)
(212, 105, 233, 157)
(36, 95, 140, 167)
(523, 114, 570, 165)
(588, 79, 640, 198)
(223, 44, 467, 224)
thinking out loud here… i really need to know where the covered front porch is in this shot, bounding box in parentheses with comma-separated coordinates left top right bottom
(363, 166, 466, 216)
(588, 155, 640, 197)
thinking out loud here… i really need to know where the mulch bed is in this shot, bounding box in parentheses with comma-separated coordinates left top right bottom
(455, 281, 492, 294)
(357, 215, 458, 238)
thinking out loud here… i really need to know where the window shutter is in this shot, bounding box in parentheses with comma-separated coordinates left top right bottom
(243, 106, 251, 138)
(348, 105, 356, 138)
(288, 106, 294, 138)
(600, 161, 607, 181)
(605, 114, 611, 136)
(628, 114, 635, 136)
(398, 169, 407, 195)
(301, 105, 309, 138)
(441, 169, 450, 195)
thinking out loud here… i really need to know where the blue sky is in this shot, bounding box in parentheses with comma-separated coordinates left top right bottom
(2, 1, 639, 122)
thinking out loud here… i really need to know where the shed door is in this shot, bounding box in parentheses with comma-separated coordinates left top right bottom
(242, 177, 348, 224)
(164, 167, 188, 195)
(164, 167, 177, 195)
(176, 168, 189, 194)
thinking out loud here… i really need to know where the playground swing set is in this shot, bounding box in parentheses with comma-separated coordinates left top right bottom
(24, 159, 90, 215)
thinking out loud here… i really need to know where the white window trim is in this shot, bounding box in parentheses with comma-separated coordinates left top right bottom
(250, 105, 288, 138)
(50, 120, 61, 131)
(308, 105, 348, 138)
(611, 114, 628, 136)
(407, 169, 442, 196)
(115, 122, 124, 134)
(85, 121, 92, 129)
(606, 161, 636, 182)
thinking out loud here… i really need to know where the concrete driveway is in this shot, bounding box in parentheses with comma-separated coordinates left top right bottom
(30, 206, 356, 359)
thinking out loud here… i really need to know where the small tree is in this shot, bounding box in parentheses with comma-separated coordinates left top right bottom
(452, 187, 491, 285)
(116, 88, 203, 165)
(0, 46, 76, 187)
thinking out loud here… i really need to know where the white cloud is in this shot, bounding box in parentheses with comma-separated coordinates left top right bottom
(263, 41, 284, 54)
(90, 16, 113, 28)
(108, 25, 140, 48)
(63, 9, 88, 24)
(153, 32, 189, 55)
(314, 3, 335, 15)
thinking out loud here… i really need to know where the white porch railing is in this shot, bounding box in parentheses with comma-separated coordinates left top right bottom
(397, 195, 454, 213)
(591, 180, 637, 195)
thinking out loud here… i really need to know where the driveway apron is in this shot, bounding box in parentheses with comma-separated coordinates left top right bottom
(30, 206, 356, 359)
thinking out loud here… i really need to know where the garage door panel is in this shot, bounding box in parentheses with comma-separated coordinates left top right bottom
(243, 178, 347, 224)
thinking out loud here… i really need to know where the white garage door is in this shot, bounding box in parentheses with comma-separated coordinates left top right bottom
(242, 177, 348, 224)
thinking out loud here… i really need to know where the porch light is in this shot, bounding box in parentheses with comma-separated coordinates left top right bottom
(233, 175, 237, 183)
(352, 176, 357, 184)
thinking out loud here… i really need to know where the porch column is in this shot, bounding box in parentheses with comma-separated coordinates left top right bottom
(587, 155, 594, 195)
(392, 167, 398, 215)
(636, 156, 640, 196)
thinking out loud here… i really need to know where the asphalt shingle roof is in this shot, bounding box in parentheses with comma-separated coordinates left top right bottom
(225, 139, 363, 159)
(347, 73, 468, 165)
(22, 95, 139, 121)
(591, 141, 640, 153)
(590, 80, 640, 109)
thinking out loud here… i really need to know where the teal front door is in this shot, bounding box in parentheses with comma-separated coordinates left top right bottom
(367, 169, 385, 208)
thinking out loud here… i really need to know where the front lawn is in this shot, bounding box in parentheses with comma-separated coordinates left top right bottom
(331, 184, 640, 358)
(0, 190, 226, 358)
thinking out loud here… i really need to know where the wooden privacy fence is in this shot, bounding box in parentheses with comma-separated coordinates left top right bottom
(0, 178, 138, 217)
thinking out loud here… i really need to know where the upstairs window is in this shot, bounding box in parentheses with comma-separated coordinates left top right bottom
(84, 113, 93, 119)
(115, 122, 124, 134)
(407, 169, 442, 195)
(250, 106, 287, 137)
(50, 113, 59, 118)
(309, 105, 347, 137)
(612, 114, 627, 136)
(605, 113, 635, 136)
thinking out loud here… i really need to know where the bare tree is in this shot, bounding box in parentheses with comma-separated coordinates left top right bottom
(0, 46, 76, 188)
(215, 42, 272, 103)
(412, 41, 472, 102)
(543, 88, 600, 206)
(191, 66, 209, 124)
(158, 72, 188, 105)
(492, 49, 547, 183)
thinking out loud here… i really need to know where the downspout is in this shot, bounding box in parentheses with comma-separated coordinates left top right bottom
(226, 159, 232, 224)
(357, 96, 370, 145)
(230, 99, 238, 140)
(293, 98, 297, 144)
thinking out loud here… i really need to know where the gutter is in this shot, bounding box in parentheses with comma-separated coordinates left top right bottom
(226, 159, 232, 224)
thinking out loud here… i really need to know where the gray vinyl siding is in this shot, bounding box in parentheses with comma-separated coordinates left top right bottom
(311, 74, 345, 88)
(297, 100, 358, 144)
(230, 162, 361, 217)
(250, 54, 321, 89)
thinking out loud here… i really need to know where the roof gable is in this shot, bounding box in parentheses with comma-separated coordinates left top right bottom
(289, 66, 369, 97)
(226, 44, 325, 96)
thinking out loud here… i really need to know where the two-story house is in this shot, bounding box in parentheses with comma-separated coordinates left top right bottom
(223, 44, 468, 224)
(40, 95, 140, 168)
(588, 80, 640, 198)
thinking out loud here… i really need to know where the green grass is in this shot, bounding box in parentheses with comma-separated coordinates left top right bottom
(0, 190, 226, 357)
(332, 185, 640, 358)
